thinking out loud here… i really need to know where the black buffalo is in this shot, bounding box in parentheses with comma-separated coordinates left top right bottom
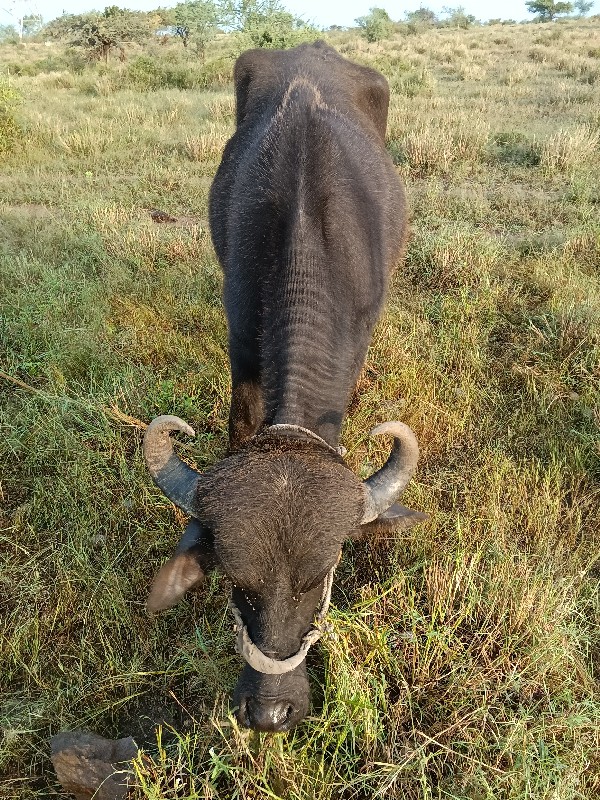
(143, 41, 426, 733)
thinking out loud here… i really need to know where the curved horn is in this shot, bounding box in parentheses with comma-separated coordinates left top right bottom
(361, 422, 420, 524)
(143, 415, 201, 518)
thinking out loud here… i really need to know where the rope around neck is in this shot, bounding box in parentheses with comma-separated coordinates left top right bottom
(264, 424, 347, 457)
(229, 564, 336, 675)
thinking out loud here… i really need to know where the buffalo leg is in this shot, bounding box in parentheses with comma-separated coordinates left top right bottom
(223, 265, 264, 450)
(229, 374, 264, 450)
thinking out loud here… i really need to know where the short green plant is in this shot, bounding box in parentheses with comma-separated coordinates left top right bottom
(126, 54, 233, 91)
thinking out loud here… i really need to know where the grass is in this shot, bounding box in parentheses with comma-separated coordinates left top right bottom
(1, 17, 599, 800)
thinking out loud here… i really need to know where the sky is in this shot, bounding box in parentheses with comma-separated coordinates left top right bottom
(0, 0, 593, 31)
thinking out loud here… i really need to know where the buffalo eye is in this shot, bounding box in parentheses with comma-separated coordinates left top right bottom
(235, 587, 262, 614)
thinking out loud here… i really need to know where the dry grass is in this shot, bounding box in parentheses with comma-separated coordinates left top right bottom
(184, 125, 231, 162)
(540, 125, 600, 171)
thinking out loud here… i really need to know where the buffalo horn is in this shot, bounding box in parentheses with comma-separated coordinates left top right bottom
(143, 415, 201, 518)
(361, 422, 420, 524)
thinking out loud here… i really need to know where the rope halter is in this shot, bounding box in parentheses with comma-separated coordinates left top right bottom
(229, 563, 336, 675)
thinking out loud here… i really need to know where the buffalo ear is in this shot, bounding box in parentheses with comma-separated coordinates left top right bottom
(355, 502, 429, 538)
(147, 552, 205, 612)
(147, 519, 215, 612)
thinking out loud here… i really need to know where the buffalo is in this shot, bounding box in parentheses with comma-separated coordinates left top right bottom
(143, 41, 427, 733)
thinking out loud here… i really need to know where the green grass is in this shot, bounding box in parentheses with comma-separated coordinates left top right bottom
(1, 18, 599, 800)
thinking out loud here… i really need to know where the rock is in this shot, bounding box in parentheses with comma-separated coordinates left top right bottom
(50, 731, 138, 800)
(147, 208, 202, 228)
(148, 208, 178, 224)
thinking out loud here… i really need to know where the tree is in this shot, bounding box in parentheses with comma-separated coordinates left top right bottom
(169, 0, 221, 60)
(22, 14, 44, 36)
(225, 0, 318, 50)
(525, 0, 574, 20)
(45, 7, 155, 62)
(2, 0, 24, 40)
(0, 24, 18, 42)
(355, 7, 394, 43)
(441, 6, 477, 27)
(404, 7, 438, 27)
(573, 0, 594, 14)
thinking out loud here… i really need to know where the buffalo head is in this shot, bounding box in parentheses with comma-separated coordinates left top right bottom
(143, 416, 426, 732)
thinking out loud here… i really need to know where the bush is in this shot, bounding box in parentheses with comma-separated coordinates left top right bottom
(0, 77, 21, 154)
(3, 52, 88, 77)
(491, 131, 541, 166)
(442, 6, 477, 28)
(390, 66, 435, 97)
(197, 56, 233, 89)
(126, 55, 191, 90)
(404, 7, 439, 28)
(125, 55, 233, 91)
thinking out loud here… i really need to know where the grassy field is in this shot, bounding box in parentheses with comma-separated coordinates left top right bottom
(1, 17, 599, 800)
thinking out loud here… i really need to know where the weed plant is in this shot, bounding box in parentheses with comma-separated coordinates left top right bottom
(1, 17, 599, 800)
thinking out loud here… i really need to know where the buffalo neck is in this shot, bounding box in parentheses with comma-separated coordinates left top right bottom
(262, 248, 359, 447)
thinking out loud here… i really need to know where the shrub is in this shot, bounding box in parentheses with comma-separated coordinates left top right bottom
(124, 54, 233, 91)
(442, 6, 477, 28)
(126, 55, 189, 90)
(3, 51, 87, 77)
(390, 67, 435, 97)
(197, 56, 233, 89)
(240, 13, 318, 50)
(227, 0, 319, 52)
(491, 131, 541, 166)
(404, 7, 439, 28)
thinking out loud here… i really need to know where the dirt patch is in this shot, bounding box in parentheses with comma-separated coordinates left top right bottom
(114, 693, 186, 749)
